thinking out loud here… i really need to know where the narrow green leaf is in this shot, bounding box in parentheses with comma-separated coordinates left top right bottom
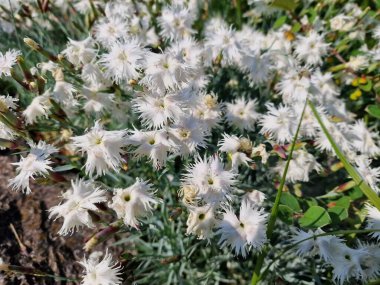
(271, 0, 298, 11)
(299, 206, 332, 228)
(53, 164, 76, 172)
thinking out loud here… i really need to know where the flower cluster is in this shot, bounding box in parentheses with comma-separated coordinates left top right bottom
(0, 0, 379, 284)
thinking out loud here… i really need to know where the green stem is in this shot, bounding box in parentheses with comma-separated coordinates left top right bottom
(235, 0, 242, 29)
(308, 100, 380, 211)
(251, 101, 307, 285)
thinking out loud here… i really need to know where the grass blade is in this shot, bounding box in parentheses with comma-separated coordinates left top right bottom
(308, 100, 380, 211)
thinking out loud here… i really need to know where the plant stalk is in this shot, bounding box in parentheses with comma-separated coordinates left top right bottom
(251, 101, 307, 285)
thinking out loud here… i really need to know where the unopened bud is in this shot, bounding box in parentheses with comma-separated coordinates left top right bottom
(23, 38, 40, 51)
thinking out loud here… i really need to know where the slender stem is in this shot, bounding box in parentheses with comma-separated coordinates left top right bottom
(235, 0, 242, 29)
(308, 100, 380, 210)
(251, 101, 307, 285)
(0, 263, 79, 282)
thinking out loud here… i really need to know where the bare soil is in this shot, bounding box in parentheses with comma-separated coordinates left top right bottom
(0, 154, 119, 285)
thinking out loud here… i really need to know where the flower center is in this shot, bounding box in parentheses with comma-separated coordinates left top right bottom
(124, 194, 131, 202)
(204, 95, 217, 109)
(179, 129, 191, 139)
(198, 213, 205, 220)
(118, 51, 128, 61)
(148, 138, 155, 145)
(0, 100, 8, 112)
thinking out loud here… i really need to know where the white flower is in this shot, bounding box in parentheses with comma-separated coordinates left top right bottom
(0, 49, 20, 77)
(186, 205, 216, 239)
(294, 31, 329, 66)
(365, 204, 380, 240)
(132, 92, 183, 129)
(276, 71, 311, 104)
(259, 104, 297, 144)
(291, 228, 317, 256)
(329, 245, 366, 285)
(330, 14, 355, 32)
(62, 37, 96, 66)
(274, 150, 321, 182)
(0, 121, 16, 144)
(158, 4, 195, 41)
(239, 51, 272, 85)
(189, 92, 221, 131)
(0, 94, 18, 111)
(8, 141, 57, 194)
(218, 133, 252, 170)
(37, 60, 60, 75)
(23, 92, 51, 125)
(168, 37, 203, 67)
(225, 98, 260, 131)
(356, 243, 380, 282)
(355, 157, 380, 193)
(373, 25, 380, 40)
(52, 80, 78, 111)
(350, 120, 380, 157)
(71, 121, 128, 176)
(291, 228, 346, 262)
(346, 55, 368, 71)
(204, 25, 242, 66)
(81, 63, 112, 87)
(315, 120, 355, 155)
(109, 178, 159, 228)
(314, 230, 347, 263)
(251, 144, 269, 164)
(216, 201, 267, 258)
(80, 86, 115, 115)
(79, 252, 123, 285)
(169, 115, 207, 156)
(182, 155, 237, 204)
(310, 70, 339, 102)
(94, 17, 127, 47)
(295, 104, 319, 138)
(126, 129, 175, 168)
(242, 190, 266, 206)
(325, 238, 380, 285)
(99, 40, 145, 83)
(49, 179, 107, 235)
(74, 0, 103, 14)
(142, 52, 190, 92)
